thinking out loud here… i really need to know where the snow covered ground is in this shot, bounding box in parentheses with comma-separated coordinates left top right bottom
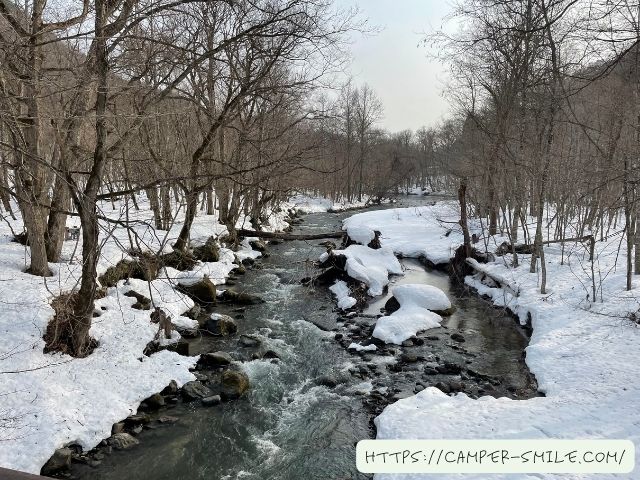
(339, 202, 640, 479)
(0, 194, 268, 474)
(288, 193, 381, 213)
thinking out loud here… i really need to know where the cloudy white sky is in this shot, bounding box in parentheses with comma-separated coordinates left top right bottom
(344, 0, 452, 133)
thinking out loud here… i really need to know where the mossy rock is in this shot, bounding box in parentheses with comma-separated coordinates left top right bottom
(221, 369, 250, 399)
(99, 255, 158, 287)
(193, 237, 220, 262)
(178, 276, 217, 305)
(160, 250, 198, 271)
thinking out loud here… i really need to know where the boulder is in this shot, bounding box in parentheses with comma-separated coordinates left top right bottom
(108, 433, 139, 450)
(198, 351, 233, 367)
(193, 237, 220, 262)
(315, 375, 338, 388)
(161, 380, 178, 395)
(220, 289, 264, 305)
(179, 275, 217, 304)
(143, 393, 165, 410)
(181, 381, 212, 401)
(202, 395, 222, 407)
(41, 447, 72, 475)
(384, 296, 401, 314)
(221, 370, 250, 399)
(249, 239, 267, 252)
(202, 314, 237, 336)
(238, 334, 261, 348)
(450, 332, 465, 343)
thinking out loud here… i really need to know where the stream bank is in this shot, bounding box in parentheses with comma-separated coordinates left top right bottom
(66, 196, 538, 480)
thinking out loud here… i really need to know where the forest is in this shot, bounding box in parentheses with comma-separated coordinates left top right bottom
(0, 0, 639, 479)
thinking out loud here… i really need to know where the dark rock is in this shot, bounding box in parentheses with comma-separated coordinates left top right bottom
(160, 380, 178, 395)
(124, 290, 151, 310)
(334, 333, 343, 340)
(437, 362, 462, 374)
(202, 395, 222, 407)
(202, 314, 237, 336)
(434, 305, 457, 316)
(157, 415, 179, 424)
(183, 304, 202, 320)
(124, 413, 151, 426)
(220, 289, 264, 305)
(435, 382, 451, 394)
(178, 275, 217, 304)
(400, 353, 418, 363)
(238, 334, 261, 348)
(427, 335, 439, 341)
(160, 250, 198, 271)
(384, 296, 401, 314)
(221, 370, 250, 399)
(262, 350, 280, 359)
(176, 327, 199, 338)
(448, 380, 463, 392)
(181, 381, 212, 401)
(41, 447, 72, 475)
(193, 237, 220, 262)
(450, 333, 466, 343)
(249, 240, 267, 252)
(401, 339, 414, 347)
(143, 393, 165, 410)
(112, 422, 125, 434)
(315, 375, 338, 388)
(108, 433, 139, 450)
(198, 351, 233, 367)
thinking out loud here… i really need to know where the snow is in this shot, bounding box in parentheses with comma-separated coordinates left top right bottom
(340, 202, 640, 479)
(288, 193, 382, 213)
(329, 280, 357, 310)
(372, 284, 446, 344)
(348, 343, 377, 352)
(392, 284, 451, 312)
(331, 245, 403, 296)
(0, 194, 269, 474)
(342, 203, 469, 265)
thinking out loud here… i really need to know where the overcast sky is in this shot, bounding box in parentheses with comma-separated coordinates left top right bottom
(343, 0, 452, 133)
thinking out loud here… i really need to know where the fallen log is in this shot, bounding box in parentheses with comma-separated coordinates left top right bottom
(237, 229, 344, 240)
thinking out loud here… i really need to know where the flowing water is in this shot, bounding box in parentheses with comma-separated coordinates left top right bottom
(70, 196, 537, 480)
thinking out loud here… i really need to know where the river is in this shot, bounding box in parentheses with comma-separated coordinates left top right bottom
(70, 196, 537, 480)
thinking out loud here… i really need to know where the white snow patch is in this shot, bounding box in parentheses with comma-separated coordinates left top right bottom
(348, 342, 377, 352)
(329, 280, 357, 310)
(332, 245, 403, 296)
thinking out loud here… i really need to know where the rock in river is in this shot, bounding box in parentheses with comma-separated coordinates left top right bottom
(108, 433, 140, 450)
(221, 370, 250, 399)
(202, 314, 237, 336)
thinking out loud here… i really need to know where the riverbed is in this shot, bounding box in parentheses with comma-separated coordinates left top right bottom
(69, 196, 538, 480)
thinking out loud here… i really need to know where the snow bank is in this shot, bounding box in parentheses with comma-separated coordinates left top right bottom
(289, 194, 379, 213)
(0, 195, 253, 474)
(329, 280, 357, 310)
(345, 203, 640, 479)
(392, 284, 451, 312)
(332, 245, 403, 296)
(343, 203, 468, 265)
(372, 284, 447, 344)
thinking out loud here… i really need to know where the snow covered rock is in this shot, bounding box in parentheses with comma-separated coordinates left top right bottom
(392, 284, 453, 315)
(372, 283, 449, 344)
(331, 245, 403, 296)
(329, 280, 357, 310)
